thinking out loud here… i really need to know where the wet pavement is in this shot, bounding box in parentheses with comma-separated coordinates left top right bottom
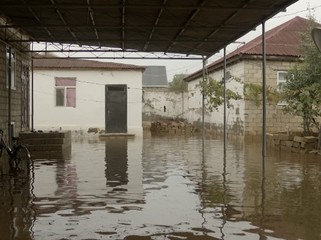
(1, 133, 321, 239)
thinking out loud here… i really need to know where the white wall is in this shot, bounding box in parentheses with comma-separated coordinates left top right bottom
(185, 62, 245, 135)
(34, 69, 143, 135)
(142, 88, 188, 120)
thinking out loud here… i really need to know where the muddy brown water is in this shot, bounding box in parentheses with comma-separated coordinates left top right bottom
(1, 133, 321, 239)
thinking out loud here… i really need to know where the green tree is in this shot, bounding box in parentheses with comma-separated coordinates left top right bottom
(198, 77, 242, 112)
(281, 18, 321, 139)
(169, 74, 188, 92)
(243, 83, 281, 106)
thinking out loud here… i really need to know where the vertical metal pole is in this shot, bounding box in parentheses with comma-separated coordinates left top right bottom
(262, 22, 267, 161)
(223, 47, 227, 156)
(7, 47, 12, 145)
(202, 57, 206, 140)
(31, 57, 34, 131)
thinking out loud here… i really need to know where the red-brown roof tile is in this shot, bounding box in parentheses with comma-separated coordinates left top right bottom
(33, 55, 145, 71)
(185, 16, 314, 82)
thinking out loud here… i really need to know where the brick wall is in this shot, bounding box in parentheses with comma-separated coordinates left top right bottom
(0, 19, 31, 140)
(243, 59, 302, 135)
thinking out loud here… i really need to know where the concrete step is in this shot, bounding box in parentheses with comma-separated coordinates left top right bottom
(21, 138, 66, 145)
(19, 131, 72, 160)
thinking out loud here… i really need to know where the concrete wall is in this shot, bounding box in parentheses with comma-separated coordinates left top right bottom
(185, 61, 244, 136)
(34, 69, 143, 135)
(142, 87, 188, 121)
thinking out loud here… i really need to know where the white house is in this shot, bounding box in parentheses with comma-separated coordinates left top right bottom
(33, 57, 145, 136)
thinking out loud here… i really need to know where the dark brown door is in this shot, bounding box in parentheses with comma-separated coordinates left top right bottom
(105, 85, 127, 133)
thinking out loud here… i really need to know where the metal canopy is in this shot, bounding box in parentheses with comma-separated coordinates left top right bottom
(0, 0, 298, 58)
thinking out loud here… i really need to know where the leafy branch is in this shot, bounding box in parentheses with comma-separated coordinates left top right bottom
(197, 77, 242, 112)
(243, 83, 282, 106)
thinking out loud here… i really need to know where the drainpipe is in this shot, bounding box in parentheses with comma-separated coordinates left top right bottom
(223, 47, 227, 156)
(262, 21, 267, 162)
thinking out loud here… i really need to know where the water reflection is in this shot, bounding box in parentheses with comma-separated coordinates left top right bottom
(105, 137, 128, 187)
(1, 134, 321, 239)
(0, 172, 34, 240)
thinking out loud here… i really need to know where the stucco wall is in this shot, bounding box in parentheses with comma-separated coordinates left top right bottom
(185, 61, 244, 136)
(142, 88, 188, 121)
(34, 69, 143, 135)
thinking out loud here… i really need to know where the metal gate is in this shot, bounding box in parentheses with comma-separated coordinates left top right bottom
(105, 85, 127, 133)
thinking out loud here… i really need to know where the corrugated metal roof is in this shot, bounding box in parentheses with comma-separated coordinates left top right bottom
(185, 16, 312, 82)
(0, 0, 299, 57)
(142, 66, 168, 87)
(33, 56, 145, 71)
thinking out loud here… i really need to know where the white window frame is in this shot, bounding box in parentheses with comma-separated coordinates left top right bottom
(55, 86, 77, 107)
(277, 71, 288, 106)
(6, 48, 16, 90)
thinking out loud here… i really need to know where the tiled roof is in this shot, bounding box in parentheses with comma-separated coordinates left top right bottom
(185, 16, 313, 82)
(142, 66, 168, 87)
(33, 55, 145, 71)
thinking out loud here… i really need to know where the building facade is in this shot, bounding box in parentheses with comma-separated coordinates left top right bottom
(0, 17, 31, 139)
(184, 16, 309, 137)
(33, 57, 145, 136)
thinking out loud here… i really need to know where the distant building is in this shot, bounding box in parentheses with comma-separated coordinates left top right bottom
(142, 66, 188, 122)
(184, 16, 310, 137)
(142, 66, 168, 88)
(33, 56, 145, 135)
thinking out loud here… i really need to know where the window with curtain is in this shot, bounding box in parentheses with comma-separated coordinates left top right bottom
(55, 77, 76, 107)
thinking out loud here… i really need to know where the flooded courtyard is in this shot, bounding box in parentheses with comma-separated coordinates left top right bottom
(1, 133, 321, 240)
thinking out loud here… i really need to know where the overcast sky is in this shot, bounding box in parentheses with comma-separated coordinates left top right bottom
(112, 0, 321, 81)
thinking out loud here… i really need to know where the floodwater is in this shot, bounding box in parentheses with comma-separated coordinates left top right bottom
(1, 133, 321, 240)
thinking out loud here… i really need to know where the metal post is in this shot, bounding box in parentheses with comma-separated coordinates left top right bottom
(7, 47, 12, 145)
(202, 57, 207, 140)
(31, 57, 34, 131)
(223, 47, 227, 156)
(262, 22, 267, 161)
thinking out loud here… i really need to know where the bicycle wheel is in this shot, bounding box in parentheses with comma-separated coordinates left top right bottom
(13, 145, 31, 176)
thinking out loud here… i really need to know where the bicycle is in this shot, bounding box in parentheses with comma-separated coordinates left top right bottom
(0, 129, 31, 175)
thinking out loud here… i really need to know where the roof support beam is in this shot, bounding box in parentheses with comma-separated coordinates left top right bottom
(6, 39, 229, 44)
(121, 0, 126, 50)
(193, 0, 256, 57)
(19, 0, 54, 40)
(143, 0, 167, 51)
(50, 0, 81, 46)
(1, 3, 277, 11)
(87, 0, 101, 47)
(0, 24, 242, 31)
(165, 0, 207, 53)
